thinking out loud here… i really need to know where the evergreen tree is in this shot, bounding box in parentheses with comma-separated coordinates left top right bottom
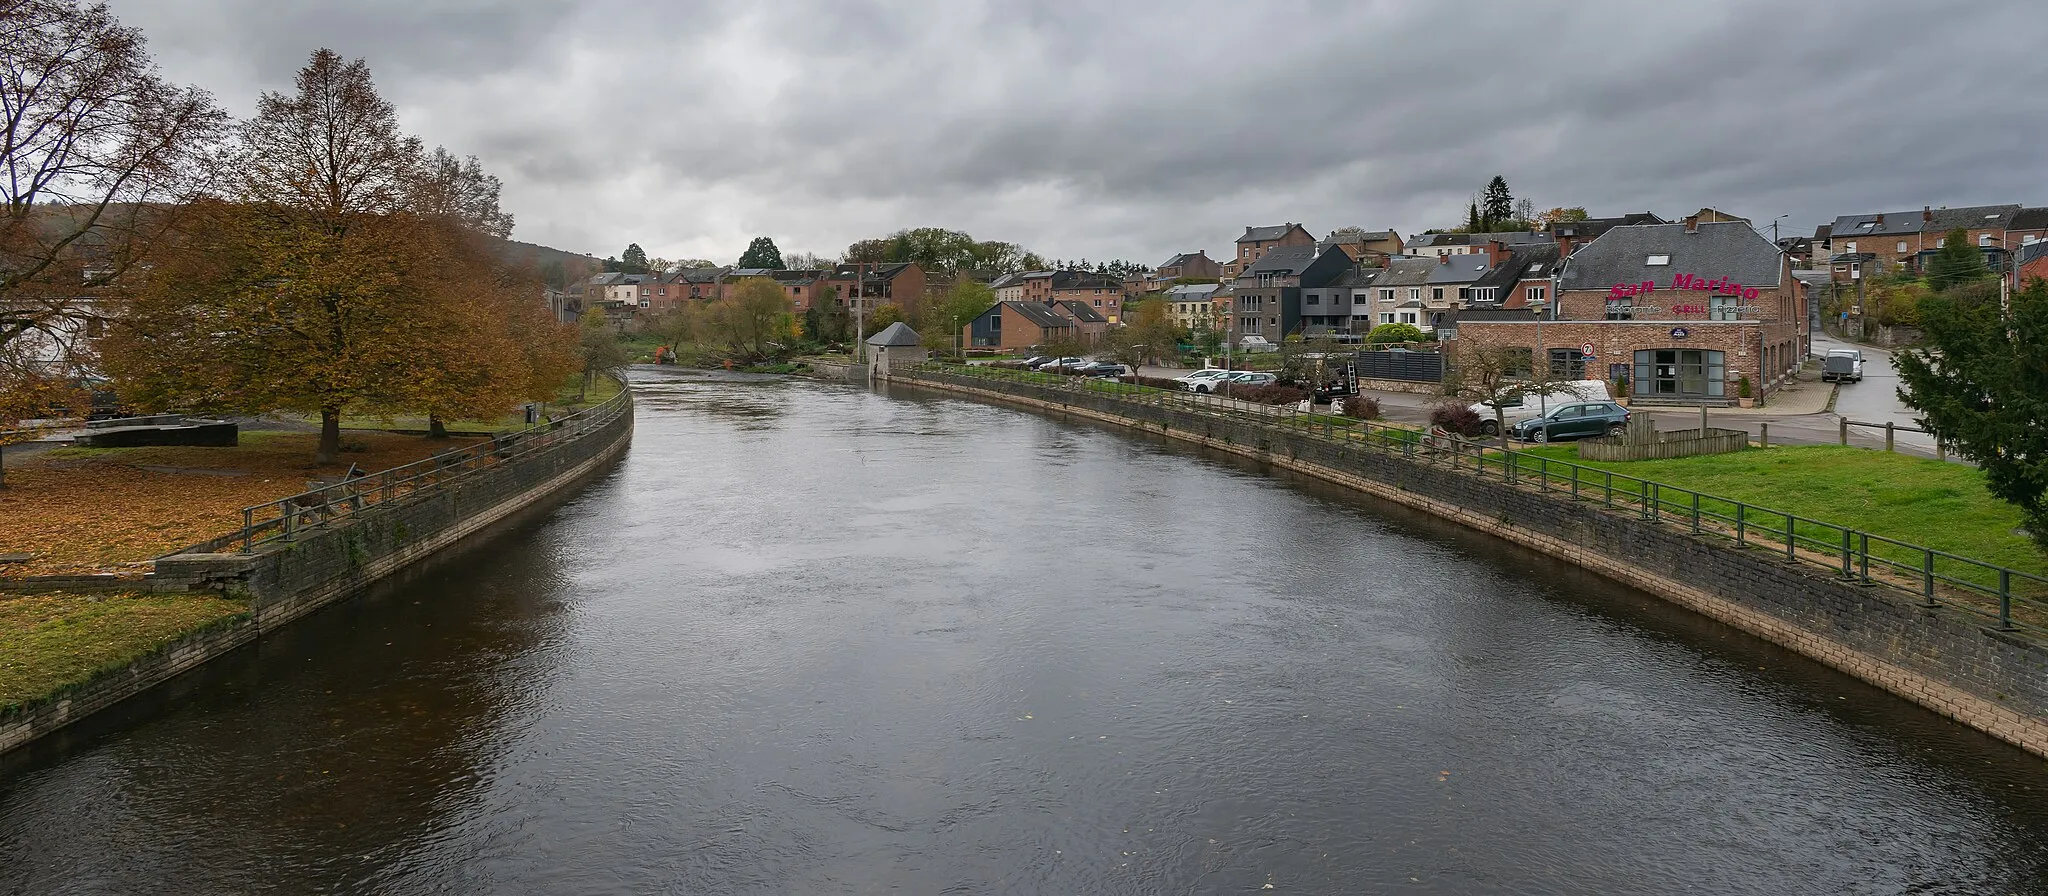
(1481, 175, 1514, 230)
(1464, 199, 1483, 234)
(1924, 227, 1991, 291)
(738, 236, 784, 270)
(619, 243, 650, 274)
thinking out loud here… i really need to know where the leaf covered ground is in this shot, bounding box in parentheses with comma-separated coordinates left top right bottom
(0, 429, 482, 577)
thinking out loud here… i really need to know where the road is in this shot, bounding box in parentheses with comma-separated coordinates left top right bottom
(1141, 352, 1948, 459)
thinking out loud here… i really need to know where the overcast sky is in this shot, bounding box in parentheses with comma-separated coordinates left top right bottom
(112, 0, 2047, 267)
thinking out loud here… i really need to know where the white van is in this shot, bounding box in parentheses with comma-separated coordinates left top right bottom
(1469, 380, 1611, 435)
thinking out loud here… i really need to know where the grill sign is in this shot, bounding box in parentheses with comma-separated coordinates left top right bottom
(1611, 273, 1761, 302)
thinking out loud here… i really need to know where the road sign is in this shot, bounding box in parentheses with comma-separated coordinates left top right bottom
(1581, 342, 1596, 359)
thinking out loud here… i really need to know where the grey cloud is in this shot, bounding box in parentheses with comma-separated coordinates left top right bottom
(110, 0, 2048, 264)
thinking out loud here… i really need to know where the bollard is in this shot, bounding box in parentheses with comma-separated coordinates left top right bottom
(1759, 422, 1769, 449)
(1937, 440, 1946, 462)
(1839, 418, 1848, 445)
(1884, 421, 1895, 452)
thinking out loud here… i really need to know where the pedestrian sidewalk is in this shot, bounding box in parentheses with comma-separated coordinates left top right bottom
(1634, 377, 1835, 416)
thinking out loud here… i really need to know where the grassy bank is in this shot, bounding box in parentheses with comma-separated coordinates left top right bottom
(1518, 444, 2043, 579)
(0, 591, 247, 712)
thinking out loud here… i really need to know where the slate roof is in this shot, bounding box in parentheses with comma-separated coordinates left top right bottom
(1325, 266, 1383, 289)
(1812, 224, 1833, 242)
(2010, 207, 2048, 231)
(1425, 255, 1494, 285)
(1238, 245, 1318, 276)
(866, 321, 923, 347)
(1829, 204, 2021, 238)
(680, 267, 727, 283)
(990, 272, 1027, 289)
(1003, 301, 1072, 328)
(1238, 223, 1304, 243)
(1061, 301, 1108, 323)
(1557, 221, 1783, 291)
(1158, 252, 1208, 268)
(1453, 307, 1541, 323)
(1166, 283, 1222, 300)
(1507, 244, 1562, 281)
(1408, 231, 1551, 250)
(1368, 257, 1440, 288)
(832, 262, 916, 281)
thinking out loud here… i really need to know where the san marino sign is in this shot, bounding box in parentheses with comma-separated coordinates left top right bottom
(1610, 273, 1762, 302)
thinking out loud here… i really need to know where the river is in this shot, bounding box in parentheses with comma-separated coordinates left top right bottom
(3, 366, 2046, 894)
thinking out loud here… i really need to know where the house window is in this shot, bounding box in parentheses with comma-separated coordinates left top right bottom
(1093, 299, 1102, 306)
(1980, 234, 1993, 247)
(1846, 241, 1857, 253)
(1399, 312, 1418, 324)
(1307, 293, 1320, 305)
(1526, 285, 1547, 305)
(1634, 349, 1726, 398)
(1709, 292, 1740, 321)
(1548, 348, 1587, 379)
(1406, 287, 1421, 302)
(1466, 287, 1498, 304)
(1431, 286, 1444, 302)
(1897, 241, 1908, 253)
(1605, 299, 1634, 321)
(1379, 288, 1395, 303)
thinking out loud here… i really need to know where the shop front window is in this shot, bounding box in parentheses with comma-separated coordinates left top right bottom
(1548, 348, 1586, 379)
(1633, 349, 1725, 398)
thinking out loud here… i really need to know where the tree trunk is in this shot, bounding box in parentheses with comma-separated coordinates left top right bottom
(428, 414, 448, 439)
(316, 406, 342, 464)
(1496, 410, 1509, 449)
(0, 444, 9, 490)
(580, 368, 592, 403)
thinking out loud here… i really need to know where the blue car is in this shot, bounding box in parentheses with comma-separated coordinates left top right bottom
(1511, 401, 1631, 443)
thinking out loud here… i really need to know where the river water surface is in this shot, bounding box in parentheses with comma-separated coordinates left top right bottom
(4, 367, 2048, 894)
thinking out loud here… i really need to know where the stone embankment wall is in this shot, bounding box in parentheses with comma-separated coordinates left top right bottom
(890, 368, 2048, 758)
(1, 392, 634, 756)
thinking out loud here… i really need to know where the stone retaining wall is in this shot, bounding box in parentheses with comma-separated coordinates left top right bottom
(1, 392, 634, 757)
(891, 369, 2048, 758)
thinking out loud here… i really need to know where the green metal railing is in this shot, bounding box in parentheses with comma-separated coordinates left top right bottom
(904, 362, 2048, 638)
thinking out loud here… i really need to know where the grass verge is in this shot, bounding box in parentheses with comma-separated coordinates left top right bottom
(1517, 444, 2043, 581)
(0, 591, 247, 712)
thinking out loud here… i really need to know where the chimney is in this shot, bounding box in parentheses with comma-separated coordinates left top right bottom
(1488, 240, 1508, 265)
(1874, 214, 1884, 226)
(1439, 253, 1451, 265)
(1923, 205, 1933, 223)
(1684, 215, 1699, 233)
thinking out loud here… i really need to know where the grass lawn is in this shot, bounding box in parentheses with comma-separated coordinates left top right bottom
(1, 430, 484, 576)
(1516, 444, 2044, 582)
(0, 591, 247, 711)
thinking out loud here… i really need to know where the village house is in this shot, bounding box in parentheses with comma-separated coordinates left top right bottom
(1155, 250, 1223, 282)
(1224, 223, 1315, 278)
(1364, 257, 1439, 331)
(1404, 230, 1551, 259)
(1297, 264, 1378, 335)
(961, 300, 1109, 352)
(1549, 212, 1669, 257)
(1319, 227, 1405, 265)
(1047, 270, 1127, 322)
(1229, 245, 1353, 340)
(1820, 205, 2022, 283)
(1454, 217, 1808, 405)
(833, 262, 928, 318)
(1164, 282, 1224, 331)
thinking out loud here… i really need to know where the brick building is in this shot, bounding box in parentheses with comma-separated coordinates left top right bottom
(962, 300, 1109, 351)
(1224, 223, 1314, 278)
(1454, 218, 1808, 405)
(1821, 205, 2022, 283)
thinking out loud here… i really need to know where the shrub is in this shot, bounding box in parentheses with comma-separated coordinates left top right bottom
(1737, 376, 1753, 399)
(1338, 395, 1380, 420)
(1429, 402, 1484, 436)
(1366, 322, 1427, 345)
(1234, 384, 1308, 405)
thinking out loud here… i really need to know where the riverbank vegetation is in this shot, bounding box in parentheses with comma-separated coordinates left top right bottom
(0, 591, 247, 712)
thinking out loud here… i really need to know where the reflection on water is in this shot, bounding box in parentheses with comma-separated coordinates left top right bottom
(3, 365, 2047, 895)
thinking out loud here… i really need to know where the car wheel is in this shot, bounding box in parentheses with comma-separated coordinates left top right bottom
(1480, 420, 1499, 435)
(1607, 423, 1625, 437)
(1195, 384, 1210, 394)
(1533, 428, 1549, 443)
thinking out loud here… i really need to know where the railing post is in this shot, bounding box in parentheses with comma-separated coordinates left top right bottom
(1999, 570, 2015, 631)
(1646, 482, 1659, 521)
(1690, 491, 1701, 534)
(1604, 470, 1614, 507)
(1839, 528, 1853, 577)
(242, 508, 254, 553)
(1785, 513, 1796, 561)
(1922, 550, 1938, 607)
(282, 500, 296, 542)
(1735, 503, 1746, 546)
(1570, 464, 1579, 499)
(1859, 532, 1871, 583)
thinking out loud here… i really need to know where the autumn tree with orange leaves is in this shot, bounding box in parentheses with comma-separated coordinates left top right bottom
(105, 49, 573, 462)
(0, 0, 227, 486)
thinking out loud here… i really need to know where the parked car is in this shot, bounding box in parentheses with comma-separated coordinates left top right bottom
(1177, 369, 1236, 393)
(1086, 364, 1131, 379)
(1470, 380, 1612, 436)
(1238, 335, 1280, 353)
(1511, 401, 1631, 443)
(1822, 348, 1864, 383)
(1217, 371, 1278, 390)
(1041, 357, 1088, 372)
(1022, 355, 1052, 369)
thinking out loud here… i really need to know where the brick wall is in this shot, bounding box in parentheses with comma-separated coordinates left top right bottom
(890, 368, 2048, 757)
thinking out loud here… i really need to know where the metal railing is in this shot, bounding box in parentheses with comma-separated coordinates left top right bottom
(177, 381, 632, 556)
(905, 362, 2048, 638)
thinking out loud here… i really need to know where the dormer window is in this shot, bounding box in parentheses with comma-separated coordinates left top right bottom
(1646, 255, 1670, 266)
